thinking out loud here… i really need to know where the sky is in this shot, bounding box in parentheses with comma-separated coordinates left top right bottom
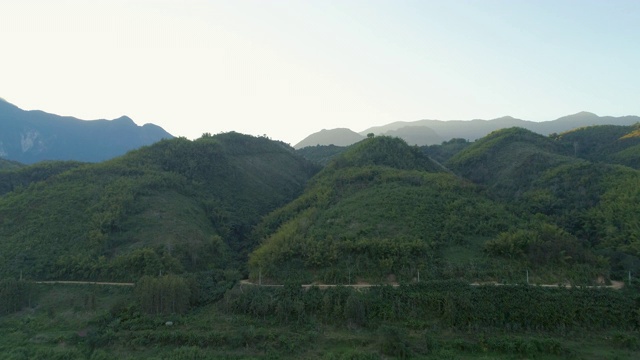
(1, 0, 639, 145)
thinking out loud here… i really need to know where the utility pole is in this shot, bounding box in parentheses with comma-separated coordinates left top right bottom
(526, 270, 529, 285)
(259, 270, 262, 286)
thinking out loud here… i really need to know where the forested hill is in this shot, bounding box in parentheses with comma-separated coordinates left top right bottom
(252, 127, 640, 285)
(0, 158, 24, 171)
(2, 124, 639, 288)
(248, 136, 519, 283)
(445, 127, 578, 197)
(444, 127, 640, 279)
(553, 123, 640, 169)
(0, 98, 173, 163)
(0, 132, 320, 282)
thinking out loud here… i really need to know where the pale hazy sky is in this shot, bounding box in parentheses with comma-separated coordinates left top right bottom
(1, 0, 639, 145)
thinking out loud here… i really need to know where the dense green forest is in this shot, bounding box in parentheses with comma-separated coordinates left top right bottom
(0, 158, 25, 171)
(1, 126, 640, 358)
(0, 132, 319, 284)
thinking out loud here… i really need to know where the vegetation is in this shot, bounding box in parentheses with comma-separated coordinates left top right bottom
(0, 132, 319, 283)
(553, 123, 640, 169)
(296, 144, 348, 165)
(1, 281, 638, 359)
(0, 158, 25, 171)
(0, 160, 86, 195)
(421, 138, 471, 164)
(2, 125, 640, 358)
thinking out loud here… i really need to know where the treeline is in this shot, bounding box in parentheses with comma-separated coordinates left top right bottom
(0, 278, 32, 315)
(224, 281, 639, 332)
(135, 275, 190, 315)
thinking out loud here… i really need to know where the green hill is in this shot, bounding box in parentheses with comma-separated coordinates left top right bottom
(2, 128, 640, 359)
(554, 123, 640, 169)
(296, 144, 348, 166)
(0, 132, 319, 282)
(0, 158, 24, 171)
(445, 127, 640, 280)
(446, 127, 578, 198)
(0, 160, 86, 195)
(421, 137, 472, 164)
(248, 136, 519, 283)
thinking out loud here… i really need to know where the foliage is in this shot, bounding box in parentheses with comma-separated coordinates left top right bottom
(377, 324, 412, 358)
(0, 160, 86, 195)
(0, 278, 32, 315)
(0, 133, 319, 281)
(583, 173, 640, 268)
(485, 222, 601, 268)
(135, 275, 191, 315)
(225, 281, 639, 332)
(249, 166, 516, 283)
(0, 158, 25, 171)
(446, 127, 576, 198)
(1, 282, 638, 359)
(296, 144, 348, 166)
(555, 123, 640, 169)
(326, 135, 443, 172)
(421, 137, 471, 164)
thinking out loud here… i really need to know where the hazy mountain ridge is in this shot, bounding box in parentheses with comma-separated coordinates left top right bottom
(0, 99, 174, 163)
(294, 128, 365, 149)
(295, 112, 640, 148)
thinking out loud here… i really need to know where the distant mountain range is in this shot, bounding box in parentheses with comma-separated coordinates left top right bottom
(294, 112, 640, 149)
(0, 99, 173, 164)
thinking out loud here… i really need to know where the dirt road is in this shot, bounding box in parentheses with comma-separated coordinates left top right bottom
(33, 280, 134, 286)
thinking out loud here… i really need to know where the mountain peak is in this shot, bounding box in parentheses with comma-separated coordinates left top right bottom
(112, 115, 136, 125)
(559, 111, 599, 120)
(0, 100, 173, 163)
(294, 128, 364, 149)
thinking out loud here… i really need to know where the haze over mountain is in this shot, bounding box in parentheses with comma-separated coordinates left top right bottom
(0, 99, 173, 164)
(294, 112, 640, 148)
(294, 128, 366, 149)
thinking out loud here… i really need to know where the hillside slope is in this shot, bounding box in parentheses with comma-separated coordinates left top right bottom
(446, 127, 640, 279)
(0, 132, 320, 281)
(445, 127, 577, 197)
(554, 123, 640, 169)
(249, 136, 519, 283)
(0, 158, 24, 171)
